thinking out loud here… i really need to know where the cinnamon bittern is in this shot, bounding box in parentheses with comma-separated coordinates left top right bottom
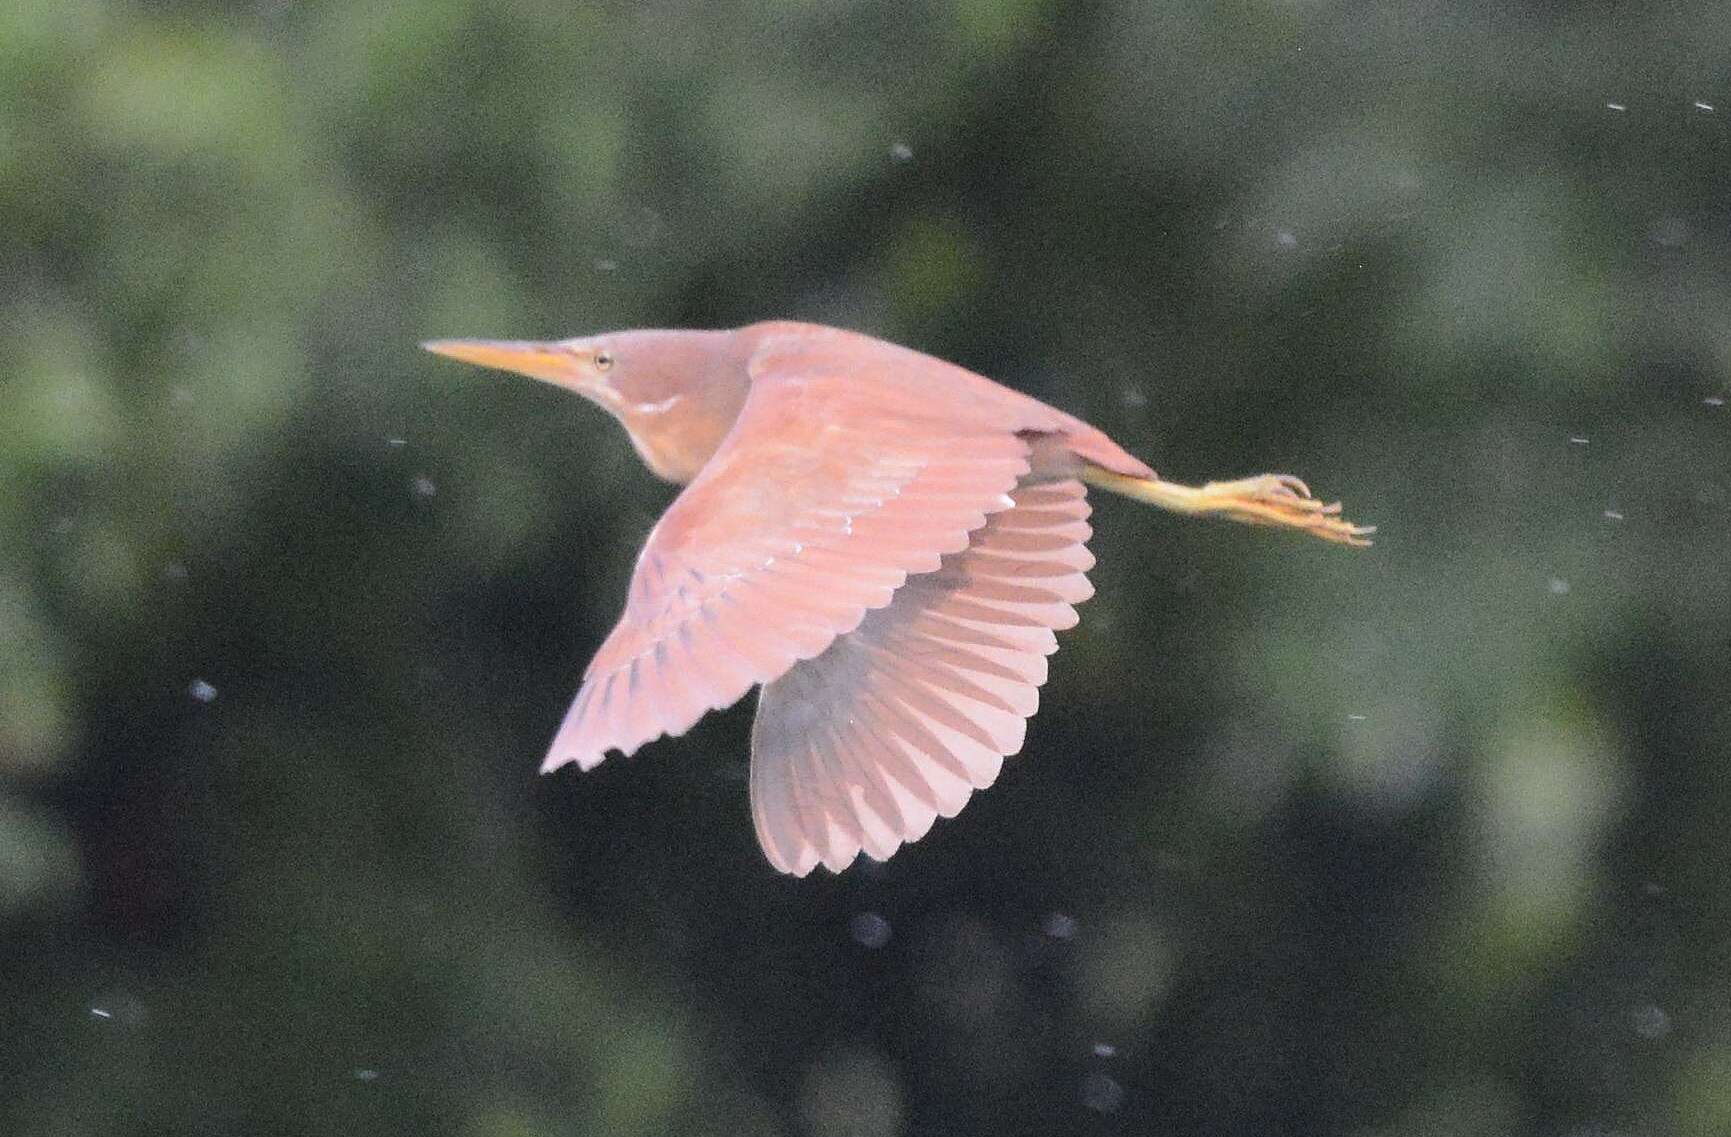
(424, 321, 1371, 876)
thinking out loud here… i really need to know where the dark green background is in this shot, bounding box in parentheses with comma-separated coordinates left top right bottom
(5, 2, 1730, 1134)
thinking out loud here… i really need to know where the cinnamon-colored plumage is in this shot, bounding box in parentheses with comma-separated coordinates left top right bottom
(425, 321, 1371, 875)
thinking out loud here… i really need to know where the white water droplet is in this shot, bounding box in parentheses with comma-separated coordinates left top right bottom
(849, 912, 891, 949)
(1630, 1004, 1671, 1040)
(187, 679, 218, 703)
(1043, 912, 1078, 940)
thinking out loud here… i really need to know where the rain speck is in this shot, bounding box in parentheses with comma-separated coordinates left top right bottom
(849, 912, 891, 949)
(1082, 1072, 1124, 1113)
(1605, 102, 1627, 112)
(1694, 101, 1715, 112)
(412, 475, 437, 498)
(889, 141, 914, 162)
(1547, 578, 1571, 596)
(1121, 386, 1148, 409)
(353, 1068, 381, 1082)
(386, 437, 406, 448)
(1706, 396, 1725, 407)
(1568, 436, 1589, 445)
(1630, 1004, 1671, 1040)
(1603, 510, 1624, 522)
(592, 258, 619, 273)
(162, 561, 188, 581)
(1092, 1042, 1118, 1058)
(187, 679, 218, 703)
(87, 992, 145, 1026)
(1042, 912, 1078, 940)
(1347, 713, 1368, 722)
(1276, 230, 1298, 249)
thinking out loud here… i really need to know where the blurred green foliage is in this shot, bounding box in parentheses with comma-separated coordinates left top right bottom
(4, 1, 1731, 1134)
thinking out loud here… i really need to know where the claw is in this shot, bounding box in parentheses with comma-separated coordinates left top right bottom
(1318, 520, 1377, 548)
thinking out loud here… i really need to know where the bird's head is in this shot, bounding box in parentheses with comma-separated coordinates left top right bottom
(423, 328, 752, 482)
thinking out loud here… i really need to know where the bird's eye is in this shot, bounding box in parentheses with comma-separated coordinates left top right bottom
(594, 350, 614, 371)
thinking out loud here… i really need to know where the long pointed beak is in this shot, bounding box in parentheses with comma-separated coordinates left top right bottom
(421, 338, 577, 386)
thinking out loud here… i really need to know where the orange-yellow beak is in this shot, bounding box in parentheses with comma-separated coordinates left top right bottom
(421, 338, 579, 387)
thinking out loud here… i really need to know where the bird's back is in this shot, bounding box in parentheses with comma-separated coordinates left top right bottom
(734, 321, 1156, 483)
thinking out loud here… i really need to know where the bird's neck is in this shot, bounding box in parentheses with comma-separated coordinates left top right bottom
(614, 329, 754, 483)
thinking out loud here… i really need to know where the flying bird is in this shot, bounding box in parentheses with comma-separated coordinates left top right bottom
(424, 321, 1371, 875)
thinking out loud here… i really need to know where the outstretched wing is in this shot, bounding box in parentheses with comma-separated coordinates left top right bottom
(543, 340, 1047, 773)
(748, 479, 1095, 875)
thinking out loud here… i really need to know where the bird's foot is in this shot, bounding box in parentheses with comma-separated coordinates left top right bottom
(1192, 474, 1375, 547)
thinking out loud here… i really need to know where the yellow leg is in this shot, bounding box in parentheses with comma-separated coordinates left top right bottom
(1082, 467, 1375, 548)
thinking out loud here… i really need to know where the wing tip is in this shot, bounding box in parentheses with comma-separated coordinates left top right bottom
(540, 749, 608, 774)
(764, 842, 821, 877)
